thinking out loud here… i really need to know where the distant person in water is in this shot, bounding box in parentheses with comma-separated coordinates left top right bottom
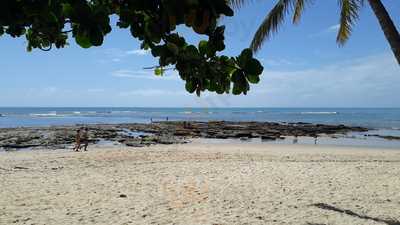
(166, 117, 169, 121)
(314, 135, 318, 145)
(73, 128, 82, 151)
(81, 127, 89, 151)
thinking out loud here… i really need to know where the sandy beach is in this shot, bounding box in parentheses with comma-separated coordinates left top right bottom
(1, 142, 400, 225)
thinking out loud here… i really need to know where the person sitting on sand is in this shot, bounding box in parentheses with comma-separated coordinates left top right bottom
(81, 127, 89, 151)
(73, 128, 82, 152)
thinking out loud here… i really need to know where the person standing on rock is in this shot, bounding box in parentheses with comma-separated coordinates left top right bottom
(81, 127, 89, 151)
(73, 128, 82, 152)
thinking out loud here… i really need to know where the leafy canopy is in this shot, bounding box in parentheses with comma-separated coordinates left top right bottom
(0, 0, 264, 96)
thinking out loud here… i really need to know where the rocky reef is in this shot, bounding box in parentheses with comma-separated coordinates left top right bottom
(0, 121, 368, 150)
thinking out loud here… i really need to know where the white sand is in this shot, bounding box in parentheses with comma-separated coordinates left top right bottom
(1, 142, 400, 225)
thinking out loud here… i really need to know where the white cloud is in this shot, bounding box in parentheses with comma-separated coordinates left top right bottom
(99, 48, 150, 63)
(247, 52, 400, 107)
(111, 70, 149, 78)
(328, 24, 340, 32)
(43, 87, 57, 93)
(309, 24, 340, 38)
(111, 69, 179, 80)
(110, 53, 399, 107)
(119, 89, 186, 97)
(263, 58, 304, 67)
(125, 49, 150, 56)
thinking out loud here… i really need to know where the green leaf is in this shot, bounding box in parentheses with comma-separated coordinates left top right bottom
(184, 9, 197, 26)
(165, 56, 177, 65)
(231, 70, 250, 95)
(166, 33, 186, 47)
(48, 12, 59, 24)
(62, 3, 74, 17)
(184, 45, 200, 60)
(231, 70, 243, 83)
(246, 73, 260, 84)
(27, 42, 33, 52)
(75, 32, 92, 48)
(155, 67, 164, 76)
(89, 28, 104, 46)
(169, 15, 177, 31)
(232, 83, 242, 95)
(186, 0, 199, 6)
(167, 42, 179, 55)
(244, 59, 263, 75)
(185, 80, 196, 93)
(151, 46, 163, 57)
(198, 40, 208, 56)
(237, 48, 253, 67)
(220, 4, 234, 17)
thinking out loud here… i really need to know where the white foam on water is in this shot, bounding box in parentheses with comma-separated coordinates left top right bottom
(300, 112, 338, 115)
(30, 112, 58, 117)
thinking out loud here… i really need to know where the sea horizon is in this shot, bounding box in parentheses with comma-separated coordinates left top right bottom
(1, 107, 400, 131)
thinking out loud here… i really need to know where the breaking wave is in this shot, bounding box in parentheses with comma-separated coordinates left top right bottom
(300, 111, 338, 115)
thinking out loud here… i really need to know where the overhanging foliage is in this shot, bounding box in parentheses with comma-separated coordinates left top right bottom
(0, 0, 264, 96)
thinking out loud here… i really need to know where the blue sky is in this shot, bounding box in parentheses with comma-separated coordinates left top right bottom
(0, 0, 399, 107)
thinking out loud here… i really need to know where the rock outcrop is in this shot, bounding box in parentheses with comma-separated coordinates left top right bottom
(0, 121, 369, 150)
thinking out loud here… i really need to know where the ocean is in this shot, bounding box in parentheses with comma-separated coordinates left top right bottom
(0, 107, 399, 130)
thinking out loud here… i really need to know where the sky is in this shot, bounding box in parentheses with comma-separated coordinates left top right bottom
(0, 0, 399, 108)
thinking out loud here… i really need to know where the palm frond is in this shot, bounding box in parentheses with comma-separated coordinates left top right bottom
(293, 0, 313, 24)
(250, 0, 297, 53)
(337, 0, 363, 45)
(228, 0, 249, 9)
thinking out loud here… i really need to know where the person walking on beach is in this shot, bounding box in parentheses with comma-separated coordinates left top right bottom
(81, 127, 89, 151)
(73, 128, 82, 152)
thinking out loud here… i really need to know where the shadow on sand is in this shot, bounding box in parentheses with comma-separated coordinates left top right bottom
(308, 203, 400, 225)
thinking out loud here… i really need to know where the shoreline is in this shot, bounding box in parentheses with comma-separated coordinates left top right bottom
(0, 121, 399, 151)
(1, 143, 399, 224)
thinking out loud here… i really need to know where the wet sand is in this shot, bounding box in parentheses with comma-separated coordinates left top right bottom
(1, 142, 400, 225)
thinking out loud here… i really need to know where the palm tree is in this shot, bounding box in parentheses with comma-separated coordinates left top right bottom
(229, 0, 400, 65)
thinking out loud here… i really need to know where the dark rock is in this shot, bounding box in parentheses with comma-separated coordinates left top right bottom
(125, 141, 145, 148)
(232, 131, 254, 138)
(261, 136, 276, 141)
(365, 134, 400, 140)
